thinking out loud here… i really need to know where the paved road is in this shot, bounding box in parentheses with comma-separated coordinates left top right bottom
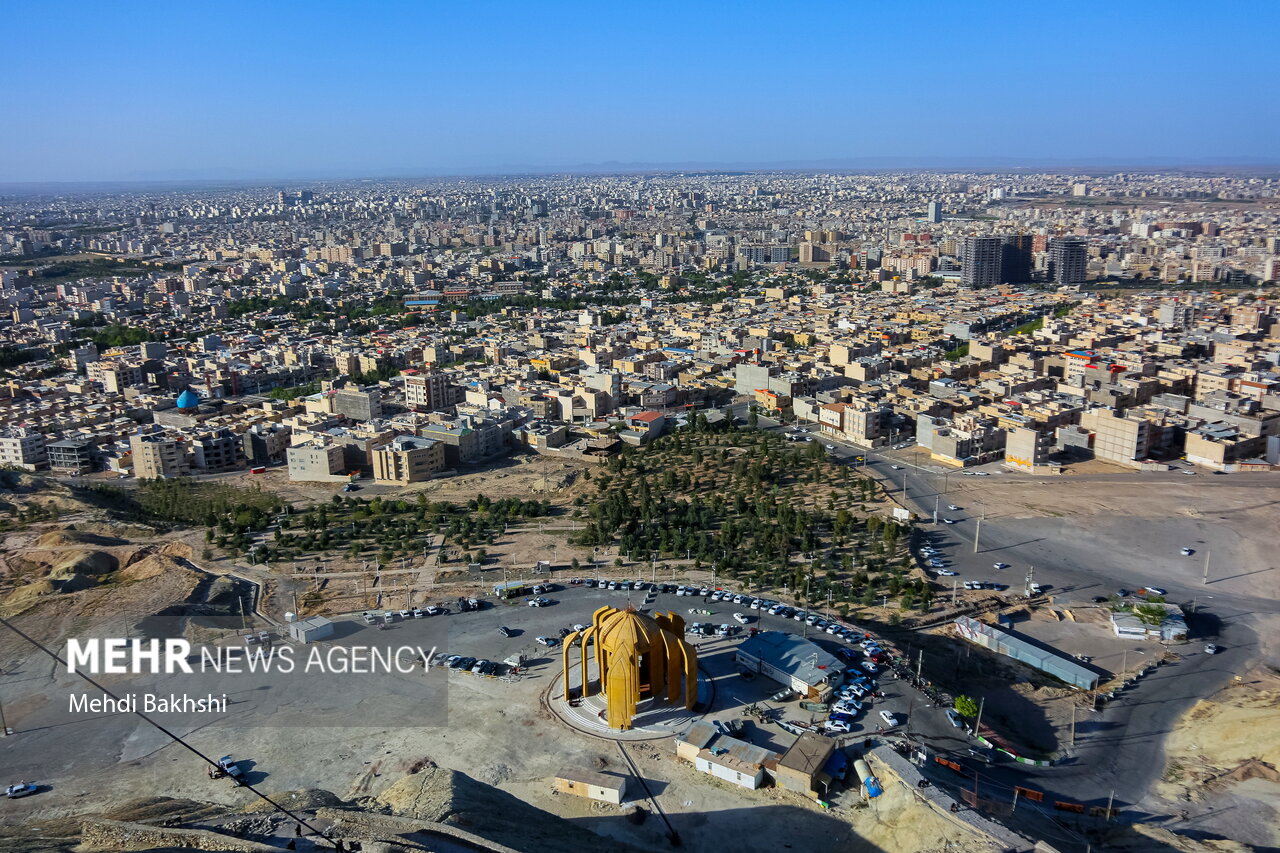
(724, 405, 1273, 810)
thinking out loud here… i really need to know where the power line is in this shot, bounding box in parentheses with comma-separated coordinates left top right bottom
(0, 615, 342, 849)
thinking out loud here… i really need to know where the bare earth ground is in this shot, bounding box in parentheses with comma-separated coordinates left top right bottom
(1152, 666, 1280, 847)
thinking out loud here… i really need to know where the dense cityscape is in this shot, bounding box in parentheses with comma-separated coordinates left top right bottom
(0, 171, 1277, 483)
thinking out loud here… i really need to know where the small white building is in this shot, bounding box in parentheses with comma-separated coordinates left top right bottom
(694, 740, 775, 790)
(552, 768, 628, 804)
(288, 616, 334, 644)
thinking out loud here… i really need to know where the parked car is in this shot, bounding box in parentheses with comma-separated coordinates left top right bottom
(535, 636, 558, 647)
(993, 562, 1009, 570)
(1204, 643, 1220, 654)
(733, 612, 750, 624)
(361, 611, 378, 625)
(498, 626, 512, 638)
(937, 569, 958, 576)
(823, 719, 852, 734)
(945, 709, 964, 728)
(860, 661, 879, 674)
(947, 504, 961, 511)
(942, 518, 957, 524)
(879, 711, 900, 727)
(1180, 547, 1194, 556)
(833, 699, 863, 715)
(1143, 586, 1167, 596)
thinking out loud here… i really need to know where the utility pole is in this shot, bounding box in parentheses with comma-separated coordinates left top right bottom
(952, 578, 958, 605)
(1070, 702, 1076, 748)
(974, 696, 985, 736)
(973, 514, 982, 553)
(1202, 550, 1211, 585)
(933, 494, 939, 525)
(1105, 789, 1115, 821)
(238, 594, 247, 631)
(291, 590, 299, 617)
(916, 649, 923, 681)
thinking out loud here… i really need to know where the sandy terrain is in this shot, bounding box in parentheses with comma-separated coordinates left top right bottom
(1153, 666, 1280, 846)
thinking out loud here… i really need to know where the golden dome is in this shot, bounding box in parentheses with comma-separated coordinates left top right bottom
(596, 606, 659, 655)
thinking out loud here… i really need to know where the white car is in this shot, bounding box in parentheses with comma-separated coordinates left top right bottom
(1204, 643, 1219, 654)
(841, 685, 867, 699)
(833, 699, 863, 715)
(891, 464, 903, 470)
(945, 709, 964, 728)
(947, 504, 961, 511)
(860, 661, 879, 674)
(823, 719, 852, 734)
(937, 569, 958, 576)
(4, 782, 37, 799)
(535, 636, 559, 647)
(1182, 469, 1196, 475)
(993, 562, 1009, 570)
(879, 711, 900, 727)
(974, 472, 990, 476)
(1144, 586, 1167, 596)
(1180, 547, 1194, 556)
(942, 518, 957, 524)
(733, 612, 750, 624)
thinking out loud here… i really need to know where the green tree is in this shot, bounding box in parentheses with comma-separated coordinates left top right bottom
(954, 695, 979, 718)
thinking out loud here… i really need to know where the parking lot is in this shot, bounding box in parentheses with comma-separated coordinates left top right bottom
(364, 578, 969, 752)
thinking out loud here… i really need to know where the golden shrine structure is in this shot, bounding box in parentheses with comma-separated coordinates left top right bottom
(561, 604, 698, 730)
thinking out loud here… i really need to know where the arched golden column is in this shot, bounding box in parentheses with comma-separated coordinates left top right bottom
(561, 605, 697, 730)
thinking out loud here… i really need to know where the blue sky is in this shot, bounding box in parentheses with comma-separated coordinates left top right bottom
(6, 0, 1278, 181)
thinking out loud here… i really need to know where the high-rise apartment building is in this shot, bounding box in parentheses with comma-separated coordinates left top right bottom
(961, 236, 1002, 288)
(1049, 237, 1088, 284)
(1001, 234, 1034, 283)
(926, 201, 942, 223)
